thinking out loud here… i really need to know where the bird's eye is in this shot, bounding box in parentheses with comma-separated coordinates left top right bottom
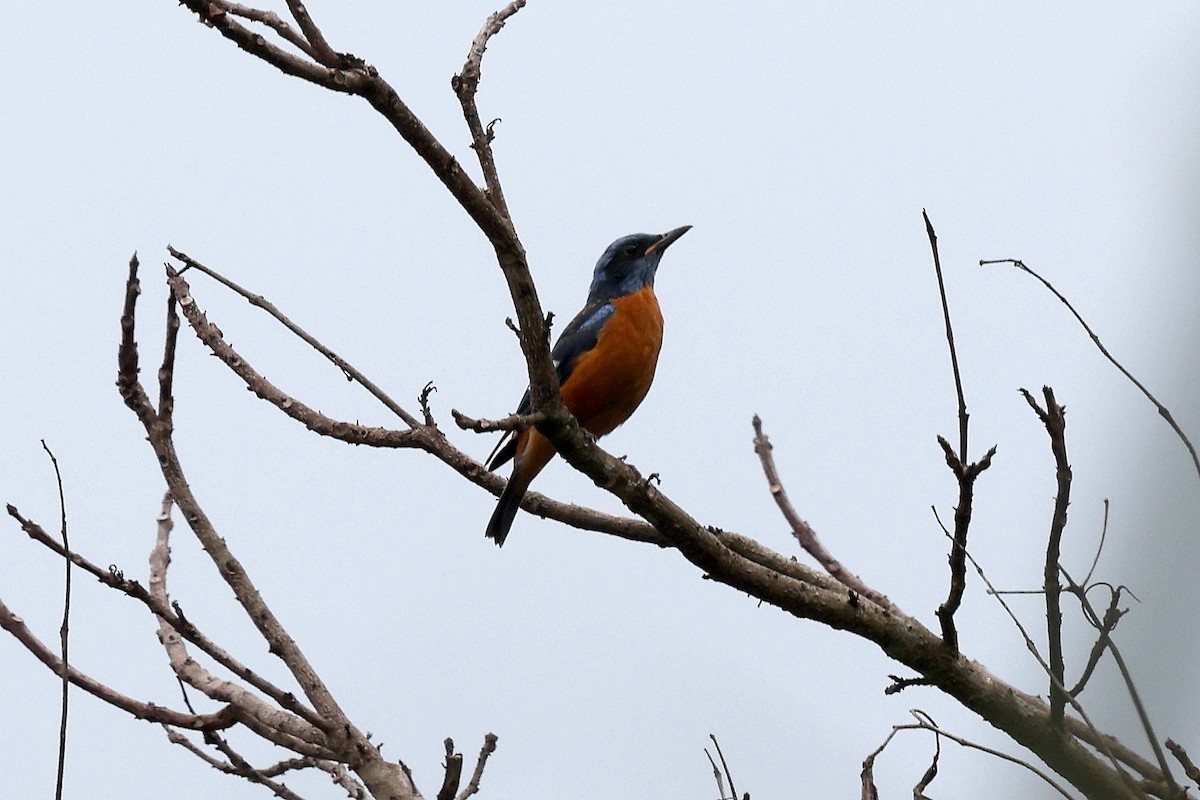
(622, 243, 641, 258)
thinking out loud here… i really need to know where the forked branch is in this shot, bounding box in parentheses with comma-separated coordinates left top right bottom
(925, 211, 997, 653)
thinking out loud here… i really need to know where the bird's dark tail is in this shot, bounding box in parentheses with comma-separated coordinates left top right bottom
(485, 470, 530, 547)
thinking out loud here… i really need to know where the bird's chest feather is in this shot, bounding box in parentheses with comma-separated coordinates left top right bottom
(560, 286, 664, 435)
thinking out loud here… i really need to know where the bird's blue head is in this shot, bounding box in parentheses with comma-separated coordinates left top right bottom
(587, 225, 691, 302)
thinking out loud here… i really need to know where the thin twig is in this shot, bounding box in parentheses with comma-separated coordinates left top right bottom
(1021, 386, 1071, 728)
(862, 713, 1077, 800)
(926, 210, 996, 652)
(419, 382, 438, 428)
(117, 253, 155, 430)
(926, 211, 968, 464)
(705, 746, 730, 800)
(884, 675, 934, 696)
(860, 726, 900, 800)
(1083, 498, 1110, 587)
(6, 503, 326, 729)
(983, 257, 1200, 483)
(0, 594, 236, 729)
(944, 529, 1141, 793)
(912, 714, 940, 800)
(42, 442, 70, 800)
(1067, 584, 1125, 698)
(150, 497, 333, 757)
(166, 247, 423, 429)
(162, 726, 311, 800)
(1061, 567, 1178, 795)
(452, 1, 526, 220)
(908, 711, 1076, 800)
(750, 415, 893, 611)
(708, 734, 739, 800)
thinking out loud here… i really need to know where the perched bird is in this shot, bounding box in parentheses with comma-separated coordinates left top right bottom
(485, 225, 692, 545)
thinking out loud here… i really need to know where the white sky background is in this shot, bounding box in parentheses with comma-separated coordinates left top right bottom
(2, 3, 1199, 799)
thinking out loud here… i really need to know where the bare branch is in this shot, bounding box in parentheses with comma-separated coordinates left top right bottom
(6, 502, 326, 730)
(119, 267, 348, 730)
(950, 538, 1148, 794)
(865, 712, 1077, 800)
(222, 3, 321, 60)
(983, 257, 1200, 482)
(1067, 583, 1126, 698)
(0, 595, 235, 730)
(1061, 568, 1178, 795)
(926, 211, 969, 461)
(933, 436, 997, 652)
(437, 738, 463, 800)
(705, 746, 730, 800)
(160, 258, 675, 545)
(907, 710, 1077, 800)
(172, 0, 563, 487)
(162, 726, 312, 800)
(452, 408, 545, 434)
(861, 726, 901, 800)
(167, 247, 423, 429)
(751, 415, 894, 611)
(166, 264, 425, 449)
(283, 0, 340, 66)
(708, 734, 740, 800)
(117, 251, 421, 798)
(1167, 741, 1200, 790)
(1021, 386, 1072, 728)
(926, 210, 997, 653)
(149, 496, 333, 756)
(452, 1, 526, 220)
(454, 733, 498, 800)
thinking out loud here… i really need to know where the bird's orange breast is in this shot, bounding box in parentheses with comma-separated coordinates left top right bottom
(559, 285, 664, 437)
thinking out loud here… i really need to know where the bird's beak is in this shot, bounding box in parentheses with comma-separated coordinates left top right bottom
(644, 225, 692, 255)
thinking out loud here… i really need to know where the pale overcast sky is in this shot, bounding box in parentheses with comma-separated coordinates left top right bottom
(3, 3, 1199, 799)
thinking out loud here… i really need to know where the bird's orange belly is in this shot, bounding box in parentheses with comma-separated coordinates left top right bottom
(560, 286, 664, 436)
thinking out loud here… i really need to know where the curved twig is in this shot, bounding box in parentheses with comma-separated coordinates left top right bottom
(983, 257, 1200, 483)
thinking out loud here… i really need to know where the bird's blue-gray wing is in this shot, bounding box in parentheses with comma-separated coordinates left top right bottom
(485, 301, 615, 470)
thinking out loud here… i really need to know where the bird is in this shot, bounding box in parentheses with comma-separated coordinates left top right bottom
(484, 225, 692, 546)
